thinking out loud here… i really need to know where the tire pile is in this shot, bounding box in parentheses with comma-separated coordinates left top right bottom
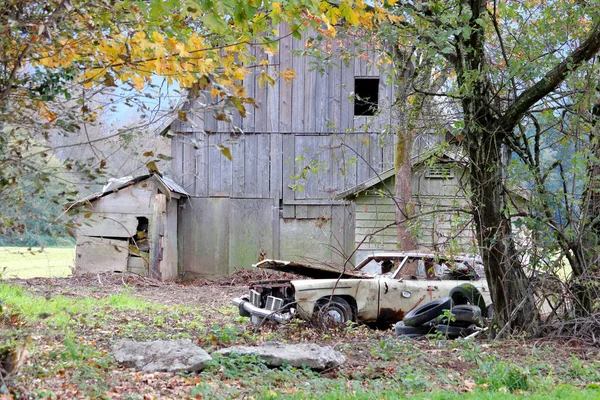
(395, 284, 489, 340)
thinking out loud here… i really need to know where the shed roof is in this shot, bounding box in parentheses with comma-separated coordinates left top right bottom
(335, 151, 465, 200)
(71, 173, 189, 207)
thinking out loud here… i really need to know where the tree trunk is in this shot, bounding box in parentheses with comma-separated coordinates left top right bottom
(467, 127, 539, 333)
(395, 128, 417, 250)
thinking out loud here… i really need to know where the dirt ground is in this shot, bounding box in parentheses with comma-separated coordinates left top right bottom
(3, 272, 600, 398)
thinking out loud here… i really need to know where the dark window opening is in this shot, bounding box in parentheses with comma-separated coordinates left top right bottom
(133, 217, 149, 252)
(354, 78, 379, 116)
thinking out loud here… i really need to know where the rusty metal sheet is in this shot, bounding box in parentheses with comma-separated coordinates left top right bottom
(254, 259, 371, 279)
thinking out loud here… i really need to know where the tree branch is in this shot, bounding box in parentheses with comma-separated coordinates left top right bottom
(499, 21, 600, 129)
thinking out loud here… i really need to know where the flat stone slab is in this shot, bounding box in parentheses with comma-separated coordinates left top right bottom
(112, 339, 212, 372)
(215, 342, 345, 370)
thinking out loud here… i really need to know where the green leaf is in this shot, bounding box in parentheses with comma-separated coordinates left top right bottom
(201, 13, 227, 34)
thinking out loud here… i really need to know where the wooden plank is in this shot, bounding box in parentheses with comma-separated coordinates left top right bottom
(220, 133, 233, 196)
(195, 132, 209, 197)
(340, 57, 354, 132)
(331, 205, 346, 264)
(357, 134, 371, 183)
(278, 23, 293, 133)
(89, 184, 155, 215)
(149, 193, 167, 280)
(267, 46, 280, 133)
(257, 134, 271, 197)
(254, 47, 268, 133)
(315, 65, 329, 133)
(328, 52, 342, 132)
(272, 197, 281, 259)
(294, 135, 310, 200)
(75, 236, 128, 274)
(317, 135, 331, 198)
(330, 135, 345, 194)
(344, 203, 356, 264)
(270, 133, 283, 200)
(304, 48, 317, 133)
(282, 134, 295, 203)
(160, 200, 179, 280)
(208, 134, 223, 196)
(370, 132, 383, 174)
(295, 205, 308, 219)
(179, 198, 230, 277)
(231, 135, 245, 197)
(243, 45, 256, 132)
(170, 136, 184, 186)
(243, 134, 258, 198)
(77, 212, 139, 238)
(382, 130, 395, 171)
(182, 134, 196, 195)
(291, 32, 306, 132)
(340, 134, 358, 190)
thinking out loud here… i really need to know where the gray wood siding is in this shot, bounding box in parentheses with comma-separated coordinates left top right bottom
(170, 25, 393, 136)
(171, 132, 395, 202)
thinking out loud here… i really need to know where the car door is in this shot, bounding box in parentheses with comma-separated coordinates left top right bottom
(376, 257, 441, 326)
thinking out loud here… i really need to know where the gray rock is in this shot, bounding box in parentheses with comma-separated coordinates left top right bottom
(112, 339, 212, 372)
(215, 342, 345, 370)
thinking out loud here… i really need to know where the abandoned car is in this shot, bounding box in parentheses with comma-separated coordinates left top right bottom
(233, 252, 493, 327)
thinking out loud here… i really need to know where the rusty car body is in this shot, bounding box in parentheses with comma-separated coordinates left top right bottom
(233, 252, 492, 327)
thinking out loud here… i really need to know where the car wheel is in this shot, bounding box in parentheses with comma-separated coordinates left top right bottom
(403, 297, 453, 327)
(315, 296, 353, 326)
(449, 284, 488, 317)
(394, 321, 435, 336)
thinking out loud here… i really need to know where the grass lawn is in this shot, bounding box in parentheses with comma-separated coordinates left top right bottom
(0, 247, 74, 278)
(1, 276, 599, 399)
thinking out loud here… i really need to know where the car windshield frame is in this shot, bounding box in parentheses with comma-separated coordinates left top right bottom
(356, 253, 482, 281)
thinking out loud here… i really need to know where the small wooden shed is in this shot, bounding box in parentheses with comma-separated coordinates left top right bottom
(71, 173, 189, 280)
(336, 153, 476, 261)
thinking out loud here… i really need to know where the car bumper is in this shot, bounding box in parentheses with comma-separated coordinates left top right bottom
(232, 296, 292, 324)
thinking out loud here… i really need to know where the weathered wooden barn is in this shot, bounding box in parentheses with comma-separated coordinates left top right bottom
(165, 28, 472, 277)
(72, 174, 189, 280)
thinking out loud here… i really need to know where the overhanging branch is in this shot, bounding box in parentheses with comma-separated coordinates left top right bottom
(499, 21, 600, 129)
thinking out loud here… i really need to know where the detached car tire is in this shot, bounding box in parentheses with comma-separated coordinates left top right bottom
(437, 323, 478, 338)
(397, 333, 426, 340)
(315, 296, 353, 325)
(403, 297, 453, 327)
(394, 321, 435, 336)
(449, 284, 488, 317)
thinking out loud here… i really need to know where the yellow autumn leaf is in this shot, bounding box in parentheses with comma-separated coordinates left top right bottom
(271, 2, 282, 17)
(130, 75, 145, 90)
(151, 31, 165, 44)
(280, 68, 296, 83)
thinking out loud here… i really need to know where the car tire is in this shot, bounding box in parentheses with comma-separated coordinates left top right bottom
(449, 284, 488, 317)
(435, 305, 484, 327)
(437, 323, 477, 338)
(397, 333, 426, 340)
(394, 321, 435, 336)
(403, 297, 453, 327)
(315, 296, 353, 326)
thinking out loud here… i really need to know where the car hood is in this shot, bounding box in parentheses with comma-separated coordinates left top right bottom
(253, 259, 372, 279)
